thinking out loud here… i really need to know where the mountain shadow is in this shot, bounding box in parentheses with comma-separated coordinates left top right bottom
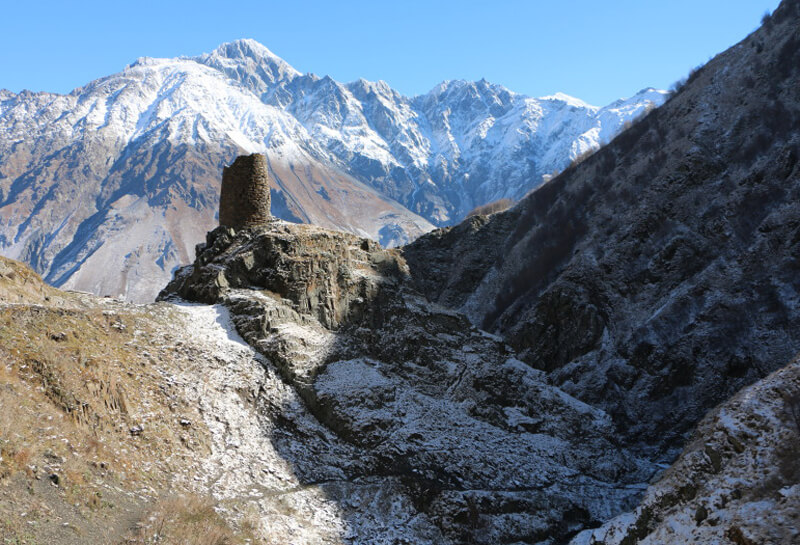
(404, 0, 800, 455)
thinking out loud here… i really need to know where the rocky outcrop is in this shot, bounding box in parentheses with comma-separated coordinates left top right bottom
(571, 353, 800, 545)
(404, 0, 800, 453)
(159, 221, 658, 544)
(219, 153, 271, 229)
(161, 222, 405, 330)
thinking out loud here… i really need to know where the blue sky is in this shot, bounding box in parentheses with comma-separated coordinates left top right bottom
(1, 0, 780, 106)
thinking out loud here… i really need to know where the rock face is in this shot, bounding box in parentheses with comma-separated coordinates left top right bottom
(572, 355, 800, 545)
(219, 153, 271, 228)
(404, 0, 800, 454)
(159, 222, 657, 544)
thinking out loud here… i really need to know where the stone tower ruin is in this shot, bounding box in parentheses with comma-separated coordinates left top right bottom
(219, 153, 271, 229)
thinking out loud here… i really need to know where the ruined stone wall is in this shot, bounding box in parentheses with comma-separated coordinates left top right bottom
(219, 153, 271, 228)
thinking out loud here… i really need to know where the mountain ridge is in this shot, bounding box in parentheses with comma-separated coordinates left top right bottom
(0, 39, 664, 301)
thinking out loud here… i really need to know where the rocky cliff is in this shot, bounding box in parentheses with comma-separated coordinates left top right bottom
(159, 221, 656, 544)
(404, 0, 800, 455)
(572, 355, 800, 545)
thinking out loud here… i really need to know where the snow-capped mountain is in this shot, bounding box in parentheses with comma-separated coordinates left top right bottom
(0, 39, 666, 301)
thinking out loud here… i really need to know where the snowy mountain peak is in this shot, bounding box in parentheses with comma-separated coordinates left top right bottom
(600, 87, 669, 110)
(540, 92, 595, 109)
(427, 79, 515, 98)
(195, 39, 301, 95)
(0, 38, 666, 302)
(201, 38, 296, 69)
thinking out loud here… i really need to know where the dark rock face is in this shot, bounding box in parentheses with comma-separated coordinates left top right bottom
(219, 153, 271, 228)
(161, 222, 403, 330)
(159, 220, 656, 544)
(404, 0, 800, 453)
(575, 355, 800, 545)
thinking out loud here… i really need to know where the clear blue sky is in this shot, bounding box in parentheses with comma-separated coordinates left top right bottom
(1, 0, 780, 106)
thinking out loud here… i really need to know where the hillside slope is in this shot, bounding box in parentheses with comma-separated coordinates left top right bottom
(2, 217, 797, 543)
(404, 0, 800, 453)
(572, 354, 800, 545)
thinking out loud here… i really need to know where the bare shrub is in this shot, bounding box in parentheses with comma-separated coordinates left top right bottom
(569, 148, 596, 169)
(785, 390, 800, 435)
(128, 494, 238, 545)
(669, 77, 688, 96)
(466, 198, 514, 218)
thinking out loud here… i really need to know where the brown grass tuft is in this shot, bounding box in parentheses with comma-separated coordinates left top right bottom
(128, 494, 240, 545)
(466, 198, 515, 218)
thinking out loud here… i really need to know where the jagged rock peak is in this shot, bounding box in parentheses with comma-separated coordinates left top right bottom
(200, 38, 297, 68)
(219, 153, 272, 229)
(195, 38, 302, 86)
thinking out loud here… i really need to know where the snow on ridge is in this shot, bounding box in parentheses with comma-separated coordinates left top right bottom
(539, 91, 596, 109)
(1, 37, 667, 231)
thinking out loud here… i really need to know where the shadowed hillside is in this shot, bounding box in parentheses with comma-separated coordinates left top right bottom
(404, 0, 800, 453)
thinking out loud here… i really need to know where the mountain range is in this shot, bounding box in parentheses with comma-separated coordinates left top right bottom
(0, 40, 665, 301)
(0, 1, 799, 543)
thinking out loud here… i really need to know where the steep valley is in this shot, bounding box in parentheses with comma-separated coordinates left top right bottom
(1, 0, 800, 544)
(404, 0, 800, 457)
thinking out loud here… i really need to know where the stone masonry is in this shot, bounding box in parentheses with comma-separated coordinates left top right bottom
(219, 153, 271, 228)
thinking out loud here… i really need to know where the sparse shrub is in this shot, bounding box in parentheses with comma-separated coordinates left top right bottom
(668, 64, 702, 98)
(569, 148, 596, 169)
(541, 169, 561, 184)
(686, 65, 703, 86)
(129, 494, 238, 545)
(466, 198, 514, 218)
(785, 390, 800, 435)
(669, 77, 687, 96)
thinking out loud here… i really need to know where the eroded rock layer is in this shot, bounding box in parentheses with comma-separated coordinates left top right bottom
(160, 221, 656, 544)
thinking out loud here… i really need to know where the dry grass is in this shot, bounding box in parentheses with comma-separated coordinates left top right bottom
(0, 302, 209, 480)
(0, 256, 57, 304)
(125, 494, 247, 545)
(0, 293, 213, 543)
(0, 258, 257, 543)
(466, 198, 515, 218)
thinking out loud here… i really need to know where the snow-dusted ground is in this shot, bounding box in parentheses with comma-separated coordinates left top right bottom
(167, 302, 352, 543)
(157, 223, 667, 544)
(166, 302, 451, 543)
(570, 356, 800, 545)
